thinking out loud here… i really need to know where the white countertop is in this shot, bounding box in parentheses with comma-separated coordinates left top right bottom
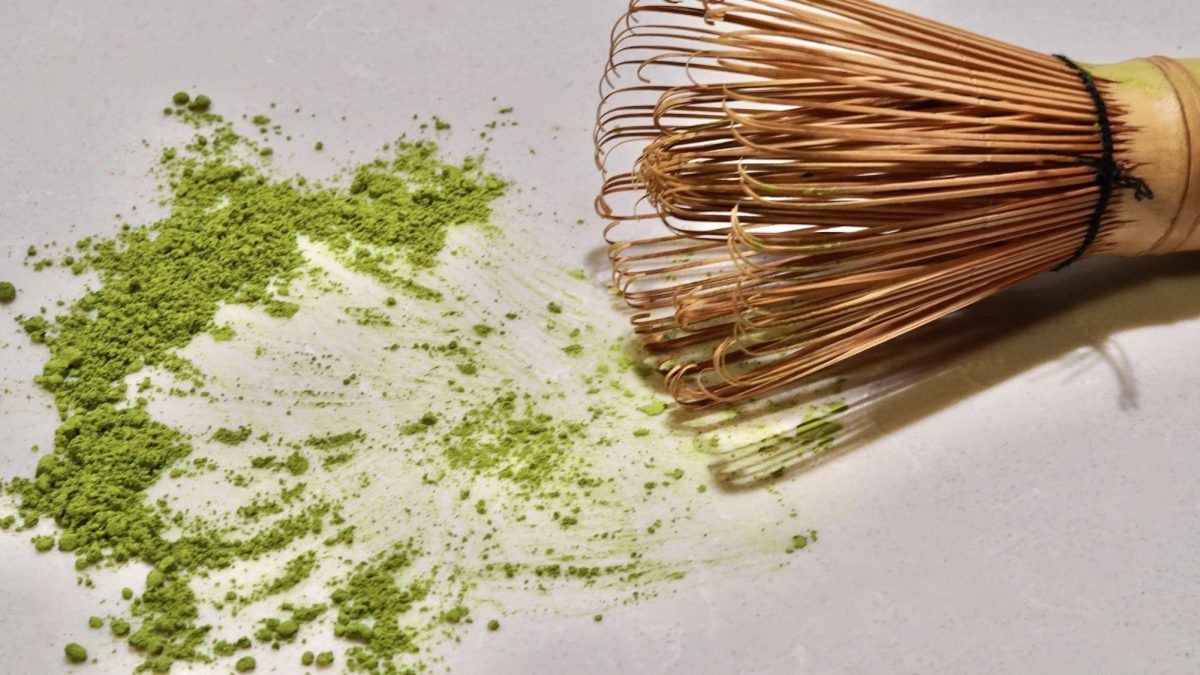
(2, 1, 1199, 673)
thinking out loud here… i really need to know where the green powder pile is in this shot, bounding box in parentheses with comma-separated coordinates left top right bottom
(4, 94, 505, 672)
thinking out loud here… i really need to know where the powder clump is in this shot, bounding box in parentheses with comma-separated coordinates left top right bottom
(64, 642, 88, 663)
(188, 94, 211, 112)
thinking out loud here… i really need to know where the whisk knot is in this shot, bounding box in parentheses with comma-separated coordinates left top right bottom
(1054, 54, 1154, 269)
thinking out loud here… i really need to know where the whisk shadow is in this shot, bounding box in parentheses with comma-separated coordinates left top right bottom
(708, 252, 1200, 488)
(696, 252, 1200, 487)
(587, 242, 1200, 487)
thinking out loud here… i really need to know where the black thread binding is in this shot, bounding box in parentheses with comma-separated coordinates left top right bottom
(1053, 54, 1154, 270)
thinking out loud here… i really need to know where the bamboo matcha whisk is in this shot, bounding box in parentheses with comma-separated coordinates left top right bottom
(595, 0, 1200, 408)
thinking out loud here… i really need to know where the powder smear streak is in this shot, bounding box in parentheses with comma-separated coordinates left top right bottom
(0, 96, 815, 673)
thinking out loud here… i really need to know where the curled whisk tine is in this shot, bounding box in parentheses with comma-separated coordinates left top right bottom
(595, 0, 1125, 483)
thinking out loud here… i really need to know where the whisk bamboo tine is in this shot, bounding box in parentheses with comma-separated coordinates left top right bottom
(597, 0, 1200, 483)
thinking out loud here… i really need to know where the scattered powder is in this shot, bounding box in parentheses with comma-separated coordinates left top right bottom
(0, 92, 824, 673)
(3, 95, 505, 672)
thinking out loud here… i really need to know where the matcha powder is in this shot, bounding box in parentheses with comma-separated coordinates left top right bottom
(6, 95, 506, 673)
(0, 93, 818, 673)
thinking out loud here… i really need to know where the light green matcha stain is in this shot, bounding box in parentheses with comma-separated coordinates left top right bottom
(637, 400, 667, 416)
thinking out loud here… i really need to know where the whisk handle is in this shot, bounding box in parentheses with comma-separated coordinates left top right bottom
(1095, 58, 1200, 256)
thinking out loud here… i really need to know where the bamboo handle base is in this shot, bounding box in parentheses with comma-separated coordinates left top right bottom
(1094, 57, 1200, 257)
